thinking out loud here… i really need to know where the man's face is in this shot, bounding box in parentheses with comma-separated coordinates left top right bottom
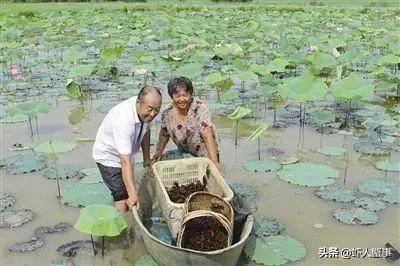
(137, 94, 162, 123)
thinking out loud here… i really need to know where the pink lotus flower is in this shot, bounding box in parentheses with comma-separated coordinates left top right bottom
(187, 43, 196, 50)
(10, 67, 20, 76)
(307, 45, 318, 53)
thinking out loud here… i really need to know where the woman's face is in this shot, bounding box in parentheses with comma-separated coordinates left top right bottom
(172, 87, 191, 110)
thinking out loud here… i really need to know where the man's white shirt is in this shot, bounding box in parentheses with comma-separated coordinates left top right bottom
(92, 96, 151, 168)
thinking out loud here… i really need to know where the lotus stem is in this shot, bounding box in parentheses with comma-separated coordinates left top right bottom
(102, 236, 105, 257)
(28, 119, 34, 139)
(257, 137, 261, 161)
(50, 141, 61, 198)
(91, 235, 97, 255)
(235, 119, 239, 146)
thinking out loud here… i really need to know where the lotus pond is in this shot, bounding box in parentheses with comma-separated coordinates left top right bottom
(1, 2, 399, 266)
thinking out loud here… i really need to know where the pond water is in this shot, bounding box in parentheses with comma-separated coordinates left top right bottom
(1, 97, 398, 266)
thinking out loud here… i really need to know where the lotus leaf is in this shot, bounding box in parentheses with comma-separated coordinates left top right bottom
(0, 154, 46, 174)
(266, 58, 289, 73)
(279, 157, 299, 165)
(74, 204, 127, 236)
(393, 104, 400, 114)
(9, 236, 45, 253)
(310, 110, 335, 125)
(135, 255, 158, 266)
(6, 101, 50, 119)
(307, 52, 336, 72)
(253, 217, 283, 237)
(69, 64, 95, 79)
(160, 55, 182, 62)
(246, 124, 268, 143)
(377, 54, 400, 66)
(331, 73, 374, 100)
(375, 160, 400, 172)
(0, 193, 16, 212)
(249, 64, 269, 76)
(244, 235, 306, 266)
(220, 89, 238, 102)
(0, 209, 34, 228)
(233, 71, 259, 82)
(354, 198, 385, 212)
(314, 186, 355, 203)
(43, 165, 83, 180)
(66, 80, 82, 99)
(278, 71, 328, 103)
(333, 208, 379, 225)
(357, 179, 400, 204)
(34, 140, 77, 154)
(227, 106, 252, 119)
(317, 146, 347, 157)
(278, 163, 339, 187)
(60, 183, 113, 207)
(206, 73, 233, 90)
(9, 142, 36, 151)
(100, 47, 124, 64)
(1, 113, 28, 123)
(79, 168, 102, 184)
(243, 159, 281, 172)
(175, 63, 203, 78)
(354, 138, 390, 155)
(214, 43, 244, 59)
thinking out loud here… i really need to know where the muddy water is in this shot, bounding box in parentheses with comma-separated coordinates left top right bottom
(1, 99, 399, 266)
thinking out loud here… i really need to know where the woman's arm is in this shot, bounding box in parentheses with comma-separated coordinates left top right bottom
(153, 128, 170, 162)
(201, 127, 221, 170)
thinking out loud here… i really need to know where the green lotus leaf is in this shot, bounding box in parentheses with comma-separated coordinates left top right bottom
(43, 165, 83, 180)
(1, 113, 28, 123)
(233, 70, 259, 82)
(69, 64, 95, 79)
(377, 54, 400, 66)
(0, 154, 46, 174)
(135, 255, 158, 266)
(249, 64, 269, 76)
(34, 140, 77, 154)
(331, 73, 374, 100)
(354, 197, 385, 212)
(79, 168, 103, 184)
(310, 110, 335, 125)
(244, 235, 306, 266)
(375, 81, 397, 93)
(227, 106, 252, 120)
(317, 146, 347, 157)
(220, 89, 238, 102)
(246, 124, 268, 143)
(278, 163, 340, 187)
(66, 80, 82, 99)
(357, 179, 399, 204)
(314, 186, 355, 203)
(306, 52, 336, 72)
(333, 208, 379, 225)
(74, 204, 127, 236)
(253, 217, 283, 238)
(0, 193, 16, 212)
(355, 104, 386, 118)
(175, 63, 203, 78)
(8, 142, 36, 151)
(65, 48, 83, 63)
(243, 159, 281, 172)
(100, 47, 124, 64)
(60, 183, 113, 207)
(6, 101, 51, 120)
(375, 160, 400, 172)
(214, 43, 244, 59)
(160, 55, 183, 62)
(266, 58, 289, 73)
(206, 73, 233, 90)
(354, 138, 390, 155)
(392, 104, 400, 114)
(278, 71, 328, 103)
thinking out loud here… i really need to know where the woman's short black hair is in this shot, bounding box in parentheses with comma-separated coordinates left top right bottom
(167, 77, 193, 98)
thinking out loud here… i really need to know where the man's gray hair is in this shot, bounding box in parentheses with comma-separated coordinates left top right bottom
(138, 86, 162, 101)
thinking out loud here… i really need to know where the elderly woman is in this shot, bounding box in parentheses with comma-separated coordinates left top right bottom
(153, 77, 221, 170)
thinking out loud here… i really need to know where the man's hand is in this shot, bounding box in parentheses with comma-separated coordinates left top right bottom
(143, 158, 152, 168)
(126, 194, 139, 209)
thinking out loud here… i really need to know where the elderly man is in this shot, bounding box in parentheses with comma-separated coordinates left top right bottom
(92, 86, 162, 213)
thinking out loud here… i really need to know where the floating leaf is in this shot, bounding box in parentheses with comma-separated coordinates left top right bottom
(60, 182, 113, 207)
(246, 124, 268, 142)
(357, 179, 400, 204)
(69, 64, 95, 79)
(375, 160, 400, 172)
(0, 209, 34, 228)
(8, 142, 36, 151)
(175, 63, 203, 78)
(314, 186, 355, 203)
(244, 235, 306, 266)
(310, 110, 335, 125)
(233, 71, 259, 82)
(1, 113, 28, 123)
(0, 154, 46, 174)
(79, 168, 102, 184)
(317, 146, 347, 157)
(227, 106, 252, 119)
(377, 54, 400, 66)
(100, 47, 124, 64)
(9, 236, 45, 253)
(331, 73, 374, 100)
(253, 218, 283, 237)
(42, 165, 83, 180)
(243, 160, 281, 172)
(354, 198, 385, 212)
(34, 140, 77, 154)
(135, 255, 158, 266)
(278, 163, 339, 187)
(6, 101, 50, 120)
(214, 43, 244, 59)
(354, 138, 390, 155)
(306, 52, 336, 73)
(0, 193, 16, 212)
(333, 208, 379, 225)
(266, 58, 289, 73)
(278, 71, 328, 103)
(206, 73, 233, 90)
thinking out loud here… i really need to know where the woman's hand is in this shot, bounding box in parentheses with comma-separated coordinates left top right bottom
(152, 151, 162, 163)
